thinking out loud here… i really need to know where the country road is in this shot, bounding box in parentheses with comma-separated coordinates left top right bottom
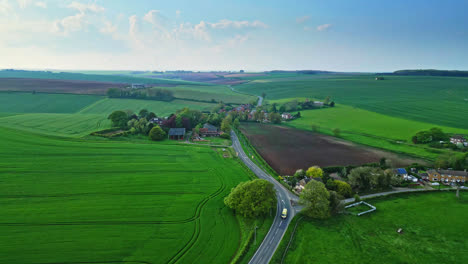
(231, 130, 299, 264)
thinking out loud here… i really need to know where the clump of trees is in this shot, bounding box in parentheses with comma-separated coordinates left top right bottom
(224, 179, 277, 218)
(306, 166, 323, 178)
(107, 87, 174, 101)
(347, 167, 401, 193)
(149, 126, 166, 141)
(412, 127, 448, 144)
(435, 153, 468, 170)
(299, 180, 343, 219)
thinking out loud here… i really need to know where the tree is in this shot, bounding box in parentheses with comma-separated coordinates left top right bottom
(348, 167, 389, 192)
(306, 166, 323, 178)
(224, 179, 277, 218)
(294, 169, 306, 179)
(332, 128, 341, 137)
(147, 112, 156, 120)
(107, 88, 121, 98)
(329, 101, 335, 107)
(335, 180, 352, 198)
(139, 109, 149, 119)
(269, 112, 282, 124)
(149, 126, 166, 141)
(221, 115, 233, 132)
(233, 118, 240, 129)
(296, 111, 301, 118)
(108, 110, 128, 128)
(261, 92, 266, 99)
(324, 96, 331, 105)
(300, 180, 330, 219)
(415, 131, 432, 143)
(329, 191, 344, 215)
(429, 127, 446, 141)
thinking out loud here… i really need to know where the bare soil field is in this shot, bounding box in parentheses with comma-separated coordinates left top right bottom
(0, 78, 128, 95)
(240, 123, 427, 175)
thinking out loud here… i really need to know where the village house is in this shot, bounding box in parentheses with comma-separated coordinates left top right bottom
(394, 168, 408, 178)
(199, 123, 220, 137)
(149, 117, 164, 126)
(131, 83, 145, 89)
(281, 113, 293, 120)
(450, 135, 467, 146)
(168, 128, 186, 140)
(427, 169, 467, 183)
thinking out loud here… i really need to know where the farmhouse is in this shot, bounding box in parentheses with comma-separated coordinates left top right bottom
(394, 168, 408, 178)
(281, 113, 293, 120)
(450, 135, 467, 146)
(168, 128, 186, 140)
(313, 101, 324, 106)
(427, 169, 467, 183)
(199, 123, 220, 137)
(149, 117, 164, 126)
(131, 83, 145, 89)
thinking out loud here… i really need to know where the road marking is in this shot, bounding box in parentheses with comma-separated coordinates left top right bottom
(278, 222, 282, 227)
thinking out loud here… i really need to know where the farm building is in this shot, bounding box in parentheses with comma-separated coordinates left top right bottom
(281, 113, 293, 120)
(199, 123, 220, 137)
(168, 128, 186, 140)
(149, 117, 164, 126)
(313, 101, 324, 106)
(131, 83, 145, 89)
(427, 169, 467, 183)
(450, 135, 467, 146)
(375, 77, 385, 80)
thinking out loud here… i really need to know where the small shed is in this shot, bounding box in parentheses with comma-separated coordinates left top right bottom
(168, 128, 186, 140)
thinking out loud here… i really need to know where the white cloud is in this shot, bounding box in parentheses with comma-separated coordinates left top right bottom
(0, 0, 12, 14)
(16, 0, 31, 9)
(317, 23, 332, 31)
(209, 19, 267, 29)
(35, 1, 46, 8)
(296, 15, 310, 24)
(68, 1, 104, 13)
(176, 10, 181, 17)
(100, 20, 117, 34)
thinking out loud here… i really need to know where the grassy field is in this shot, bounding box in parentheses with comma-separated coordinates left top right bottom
(173, 85, 256, 104)
(0, 92, 103, 114)
(79, 98, 214, 116)
(0, 70, 205, 85)
(236, 75, 468, 129)
(0, 126, 256, 264)
(283, 105, 468, 160)
(273, 191, 468, 264)
(0, 113, 110, 137)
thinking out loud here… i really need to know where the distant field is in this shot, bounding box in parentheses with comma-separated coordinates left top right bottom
(79, 98, 214, 116)
(273, 191, 468, 264)
(236, 75, 468, 129)
(0, 92, 103, 113)
(240, 123, 425, 175)
(284, 105, 468, 160)
(0, 126, 253, 264)
(0, 70, 204, 86)
(0, 113, 110, 137)
(173, 85, 256, 104)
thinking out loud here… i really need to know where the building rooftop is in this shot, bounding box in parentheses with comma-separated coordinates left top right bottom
(168, 128, 186, 136)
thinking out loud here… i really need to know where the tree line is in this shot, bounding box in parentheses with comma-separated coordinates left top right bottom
(107, 87, 174, 101)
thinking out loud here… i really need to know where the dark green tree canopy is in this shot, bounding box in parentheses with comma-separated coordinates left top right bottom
(300, 180, 330, 219)
(108, 110, 128, 128)
(224, 179, 277, 218)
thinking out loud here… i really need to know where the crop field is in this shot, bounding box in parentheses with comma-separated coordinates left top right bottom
(0, 92, 104, 113)
(0, 126, 254, 264)
(0, 113, 110, 137)
(284, 105, 468, 160)
(239, 123, 424, 175)
(79, 98, 214, 116)
(273, 191, 468, 264)
(236, 75, 468, 129)
(172, 85, 256, 104)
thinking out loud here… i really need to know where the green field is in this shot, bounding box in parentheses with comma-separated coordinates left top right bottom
(0, 92, 103, 114)
(274, 191, 468, 264)
(236, 75, 468, 129)
(0, 70, 205, 86)
(284, 104, 468, 159)
(79, 98, 214, 116)
(172, 85, 256, 104)
(0, 126, 257, 264)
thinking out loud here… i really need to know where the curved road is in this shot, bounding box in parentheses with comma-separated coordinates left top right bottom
(231, 130, 299, 264)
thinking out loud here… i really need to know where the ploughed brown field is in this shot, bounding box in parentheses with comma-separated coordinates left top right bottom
(240, 123, 425, 175)
(0, 78, 128, 95)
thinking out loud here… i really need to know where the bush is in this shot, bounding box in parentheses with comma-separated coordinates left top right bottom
(220, 133, 231, 139)
(149, 126, 166, 141)
(354, 194, 361, 202)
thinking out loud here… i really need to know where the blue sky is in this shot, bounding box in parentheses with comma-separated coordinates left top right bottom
(1, 0, 467, 71)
